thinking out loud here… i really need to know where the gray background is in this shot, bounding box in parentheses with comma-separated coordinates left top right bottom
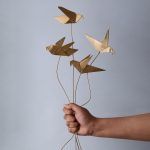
(0, 0, 150, 149)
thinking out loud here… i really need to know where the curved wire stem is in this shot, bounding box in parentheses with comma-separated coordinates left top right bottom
(60, 134, 82, 150)
(56, 56, 70, 103)
(81, 73, 91, 106)
(74, 73, 91, 107)
(74, 73, 82, 103)
(61, 134, 75, 150)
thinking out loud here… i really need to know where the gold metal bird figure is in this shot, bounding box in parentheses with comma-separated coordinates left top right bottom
(46, 37, 78, 56)
(55, 6, 83, 24)
(70, 55, 105, 74)
(85, 29, 114, 54)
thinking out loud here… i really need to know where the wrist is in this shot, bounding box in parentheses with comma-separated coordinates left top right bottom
(91, 117, 107, 137)
(87, 117, 99, 136)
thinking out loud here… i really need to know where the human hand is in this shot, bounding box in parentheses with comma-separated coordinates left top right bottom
(63, 103, 96, 136)
(64, 104, 150, 141)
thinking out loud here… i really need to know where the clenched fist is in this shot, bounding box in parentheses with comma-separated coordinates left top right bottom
(63, 103, 96, 136)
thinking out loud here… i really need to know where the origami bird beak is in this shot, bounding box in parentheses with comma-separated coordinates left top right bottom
(109, 47, 115, 55)
(46, 45, 53, 51)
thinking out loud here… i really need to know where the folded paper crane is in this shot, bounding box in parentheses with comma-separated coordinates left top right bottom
(46, 37, 78, 56)
(55, 6, 83, 24)
(70, 55, 105, 74)
(85, 29, 114, 54)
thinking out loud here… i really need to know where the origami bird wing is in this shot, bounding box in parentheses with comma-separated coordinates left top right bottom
(101, 29, 115, 54)
(64, 48, 78, 56)
(46, 37, 65, 55)
(62, 42, 74, 50)
(70, 60, 105, 74)
(101, 29, 109, 47)
(55, 15, 69, 24)
(83, 65, 105, 73)
(70, 60, 82, 73)
(55, 37, 65, 47)
(53, 46, 77, 56)
(75, 14, 83, 22)
(80, 55, 92, 70)
(53, 49, 66, 56)
(58, 6, 76, 20)
(57, 41, 77, 56)
(56, 6, 83, 24)
(85, 34, 102, 52)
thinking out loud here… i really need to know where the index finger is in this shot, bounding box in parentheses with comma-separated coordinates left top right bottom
(63, 107, 74, 115)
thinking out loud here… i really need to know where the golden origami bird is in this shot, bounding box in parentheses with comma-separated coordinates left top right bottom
(85, 29, 114, 54)
(46, 37, 78, 56)
(55, 6, 83, 24)
(70, 55, 105, 74)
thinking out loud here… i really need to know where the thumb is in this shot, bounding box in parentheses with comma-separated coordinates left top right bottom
(64, 103, 82, 112)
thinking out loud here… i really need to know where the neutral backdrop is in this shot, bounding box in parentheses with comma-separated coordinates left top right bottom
(0, 0, 150, 150)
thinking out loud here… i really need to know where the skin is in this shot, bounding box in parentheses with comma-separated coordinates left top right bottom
(63, 103, 150, 141)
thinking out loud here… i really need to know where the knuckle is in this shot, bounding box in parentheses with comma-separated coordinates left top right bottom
(70, 117, 75, 121)
(68, 128, 73, 133)
(68, 123, 73, 128)
(64, 110, 67, 114)
(69, 122, 78, 128)
(66, 116, 71, 121)
(65, 109, 73, 115)
(68, 128, 72, 133)
(66, 122, 69, 127)
(66, 116, 75, 122)
(73, 128, 77, 133)
(67, 110, 72, 114)
(65, 110, 70, 114)
(64, 114, 68, 120)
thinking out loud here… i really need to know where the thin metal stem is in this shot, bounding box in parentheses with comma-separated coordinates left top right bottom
(90, 51, 100, 65)
(75, 135, 77, 150)
(75, 135, 80, 150)
(71, 23, 75, 103)
(81, 73, 91, 106)
(61, 134, 75, 150)
(56, 56, 70, 103)
(76, 135, 83, 150)
(74, 73, 82, 103)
